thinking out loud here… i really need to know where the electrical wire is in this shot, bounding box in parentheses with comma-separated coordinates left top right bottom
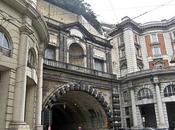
(132, 0, 175, 20)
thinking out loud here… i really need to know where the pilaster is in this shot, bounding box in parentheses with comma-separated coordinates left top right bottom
(129, 81, 138, 128)
(152, 76, 167, 128)
(35, 46, 44, 130)
(9, 16, 32, 130)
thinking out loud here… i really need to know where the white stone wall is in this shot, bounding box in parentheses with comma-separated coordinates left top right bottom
(111, 36, 120, 75)
(124, 29, 137, 73)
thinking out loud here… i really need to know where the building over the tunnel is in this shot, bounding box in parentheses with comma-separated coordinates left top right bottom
(37, 1, 120, 130)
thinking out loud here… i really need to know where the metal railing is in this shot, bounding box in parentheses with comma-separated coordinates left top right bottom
(44, 59, 117, 79)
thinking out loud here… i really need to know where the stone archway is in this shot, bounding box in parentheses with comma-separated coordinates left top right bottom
(43, 83, 113, 130)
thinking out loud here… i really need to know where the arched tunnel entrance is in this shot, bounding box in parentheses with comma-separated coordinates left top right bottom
(42, 83, 112, 130)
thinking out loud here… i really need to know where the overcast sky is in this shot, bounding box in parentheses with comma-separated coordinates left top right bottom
(85, 0, 175, 24)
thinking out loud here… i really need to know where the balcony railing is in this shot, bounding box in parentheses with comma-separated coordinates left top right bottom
(119, 66, 175, 80)
(152, 54, 162, 59)
(44, 59, 117, 79)
(0, 46, 11, 57)
(151, 41, 159, 45)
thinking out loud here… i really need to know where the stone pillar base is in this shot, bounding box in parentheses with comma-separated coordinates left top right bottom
(35, 125, 43, 130)
(9, 121, 30, 130)
(157, 124, 168, 129)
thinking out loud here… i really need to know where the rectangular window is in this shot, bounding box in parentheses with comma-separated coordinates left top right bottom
(49, 33, 57, 45)
(123, 91, 128, 102)
(94, 58, 104, 71)
(126, 118, 131, 128)
(119, 48, 125, 58)
(151, 33, 158, 43)
(173, 31, 175, 39)
(134, 34, 139, 43)
(118, 34, 124, 46)
(152, 46, 161, 56)
(136, 47, 141, 56)
(125, 107, 130, 115)
(45, 48, 55, 60)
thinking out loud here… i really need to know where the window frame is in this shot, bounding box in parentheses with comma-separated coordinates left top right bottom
(27, 48, 36, 68)
(94, 58, 105, 72)
(164, 84, 175, 97)
(137, 88, 153, 100)
(0, 29, 11, 57)
(151, 33, 158, 43)
(152, 46, 161, 56)
(44, 47, 56, 60)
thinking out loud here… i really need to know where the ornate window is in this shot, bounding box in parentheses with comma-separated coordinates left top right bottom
(119, 48, 125, 58)
(164, 84, 175, 97)
(152, 46, 161, 56)
(0, 31, 11, 56)
(137, 88, 153, 100)
(45, 47, 55, 60)
(94, 58, 104, 71)
(27, 48, 36, 68)
(151, 33, 158, 43)
(120, 62, 127, 76)
(125, 107, 130, 115)
(118, 34, 124, 46)
(49, 33, 57, 45)
(69, 43, 84, 67)
(123, 91, 128, 102)
(134, 34, 139, 43)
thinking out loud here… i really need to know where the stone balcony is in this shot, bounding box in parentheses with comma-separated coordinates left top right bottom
(44, 59, 117, 79)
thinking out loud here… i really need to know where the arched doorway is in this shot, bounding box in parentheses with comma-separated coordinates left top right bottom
(69, 43, 85, 67)
(42, 83, 112, 130)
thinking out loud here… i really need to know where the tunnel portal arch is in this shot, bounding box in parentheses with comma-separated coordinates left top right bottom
(42, 83, 113, 130)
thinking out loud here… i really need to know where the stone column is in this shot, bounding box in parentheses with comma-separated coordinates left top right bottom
(86, 44, 91, 69)
(153, 76, 166, 128)
(55, 48, 59, 61)
(35, 47, 44, 130)
(9, 17, 33, 130)
(130, 89, 138, 127)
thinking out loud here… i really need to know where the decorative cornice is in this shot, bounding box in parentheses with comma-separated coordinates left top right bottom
(2, 0, 49, 45)
(109, 16, 175, 36)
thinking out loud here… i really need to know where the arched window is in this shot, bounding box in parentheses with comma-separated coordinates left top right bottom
(27, 48, 36, 68)
(138, 88, 153, 100)
(69, 43, 84, 66)
(0, 30, 11, 56)
(164, 84, 175, 97)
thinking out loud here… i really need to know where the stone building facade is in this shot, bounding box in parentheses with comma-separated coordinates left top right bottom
(109, 16, 175, 130)
(1, 0, 175, 130)
(37, 1, 120, 130)
(0, 0, 48, 130)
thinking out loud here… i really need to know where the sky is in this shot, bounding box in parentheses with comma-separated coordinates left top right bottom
(84, 0, 175, 24)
